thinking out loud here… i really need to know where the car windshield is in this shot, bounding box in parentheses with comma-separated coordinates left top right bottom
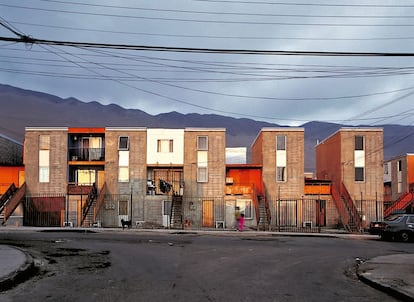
(385, 215, 403, 222)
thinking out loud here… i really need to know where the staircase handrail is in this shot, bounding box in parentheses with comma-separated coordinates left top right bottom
(331, 184, 349, 225)
(384, 192, 414, 217)
(93, 183, 107, 222)
(81, 187, 95, 226)
(3, 183, 26, 222)
(0, 183, 17, 212)
(340, 183, 362, 232)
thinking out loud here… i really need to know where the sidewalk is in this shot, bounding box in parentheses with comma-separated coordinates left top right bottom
(0, 228, 413, 301)
(0, 245, 35, 291)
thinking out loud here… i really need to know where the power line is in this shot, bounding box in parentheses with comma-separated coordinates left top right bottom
(12, 20, 414, 42)
(29, 0, 414, 19)
(192, 0, 414, 8)
(3, 3, 414, 27)
(3, 35, 414, 56)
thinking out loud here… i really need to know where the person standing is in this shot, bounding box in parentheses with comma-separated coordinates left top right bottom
(238, 213, 245, 231)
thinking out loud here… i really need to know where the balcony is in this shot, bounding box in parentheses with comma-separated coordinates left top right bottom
(69, 148, 105, 162)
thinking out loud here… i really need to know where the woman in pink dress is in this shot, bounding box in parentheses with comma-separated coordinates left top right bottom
(238, 213, 245, 231)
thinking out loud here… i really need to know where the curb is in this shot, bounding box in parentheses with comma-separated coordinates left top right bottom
(356, 270, 413, 302)
(0, 247, 37, 292)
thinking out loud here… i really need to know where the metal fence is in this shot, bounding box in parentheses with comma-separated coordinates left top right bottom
(20, 193, 384, 233)
(23, 194, 65, 227)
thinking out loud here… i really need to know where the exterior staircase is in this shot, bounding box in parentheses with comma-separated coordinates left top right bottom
(81, 188, 96, 227)
(384, 192, 414, 218)
(1, 183, 26, 224)
(170, 195, 183, 229)
(257, 196, 271, 231)
(331, 183, 362, 233)
(0, 183, 17, 215)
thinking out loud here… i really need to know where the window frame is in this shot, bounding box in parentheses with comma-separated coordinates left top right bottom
(276, 135, 286, 151)
(197, 136, 208, 151)
(118, 136, 129, 151)
(157, 139, 174, 153)
(355, 167, 365, 182)
(197, 166, 208, 183)
(276, 166, 286, 182)
(355, 135, 364, 151)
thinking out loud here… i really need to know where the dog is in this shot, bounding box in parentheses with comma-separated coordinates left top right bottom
(121, 219, 132, 230)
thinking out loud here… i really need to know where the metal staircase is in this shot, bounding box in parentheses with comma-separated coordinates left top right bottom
(384, 192, 414, 217)
(0, 183, 17, 215)
(1, 183, 26, 224)
(81, 188, 96, 227)
(331, 183, 362, 233)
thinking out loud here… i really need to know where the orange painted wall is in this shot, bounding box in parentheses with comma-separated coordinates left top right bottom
(408, 155, 414, 187)
(0, 166, 25, 194)
(227, 168, 263, 195)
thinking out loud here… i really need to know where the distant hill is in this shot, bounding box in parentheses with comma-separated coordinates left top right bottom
(1, 83, 413, 172)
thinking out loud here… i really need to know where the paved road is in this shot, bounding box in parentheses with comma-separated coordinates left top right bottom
(0, 228, 413, 301)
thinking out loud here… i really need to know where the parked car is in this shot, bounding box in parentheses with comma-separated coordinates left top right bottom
(369, 214, 414, 242)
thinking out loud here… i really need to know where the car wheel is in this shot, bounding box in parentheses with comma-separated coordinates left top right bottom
(399, 231, 411, 242)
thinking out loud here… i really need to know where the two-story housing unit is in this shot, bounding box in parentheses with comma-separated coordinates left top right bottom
(316, 128, 384, 231)
(383, 153, 414, 216)
(250, 128, 308, 229)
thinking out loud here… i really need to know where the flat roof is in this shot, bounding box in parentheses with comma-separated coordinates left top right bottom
(316, 127, 383, 146)
(251, 127, 304, 147)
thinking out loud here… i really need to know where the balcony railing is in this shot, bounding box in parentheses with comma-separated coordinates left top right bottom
(68, 148, 105, 161)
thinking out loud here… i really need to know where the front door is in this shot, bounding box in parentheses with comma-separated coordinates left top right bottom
(162, 200, 171, 228)
(118, 200, 129, 226)
(202, 200, 214, 228)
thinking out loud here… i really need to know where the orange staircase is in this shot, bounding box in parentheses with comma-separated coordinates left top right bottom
(384, 192, 414, 218)
(331, 183, 362, 233)
(2, 183, 26, 223)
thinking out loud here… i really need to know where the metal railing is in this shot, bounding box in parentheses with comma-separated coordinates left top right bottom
(68, 147, 105, 161)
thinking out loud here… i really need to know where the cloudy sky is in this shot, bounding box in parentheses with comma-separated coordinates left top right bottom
(1, 0, 414, 126)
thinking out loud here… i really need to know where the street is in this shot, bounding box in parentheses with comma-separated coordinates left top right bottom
(1, 230, 413, 302)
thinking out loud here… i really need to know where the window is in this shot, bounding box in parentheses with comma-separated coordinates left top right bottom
(236, 199, 252, 219)
(277, 166, 286, 182)
(197, 167, 208, 182)
(384, 163, 389, 175)
(355, 136, 364, 150)
(157, 139, 173, 153)
(39, 135, 50, 150)
(276, 135, 286, 150)
(39, 149, 49, 183)
(118, 151, 129, 182)
(197, 136, 208, 150)
(398, 160, 402, 172)
(118, 136, 129, 150)
(355, 167, 364, 181)
(118, 200, 128, 216)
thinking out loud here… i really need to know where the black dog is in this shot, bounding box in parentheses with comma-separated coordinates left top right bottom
(121, 219, 132, 230)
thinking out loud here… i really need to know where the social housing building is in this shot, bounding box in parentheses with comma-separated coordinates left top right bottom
(1, 124, 411, 232)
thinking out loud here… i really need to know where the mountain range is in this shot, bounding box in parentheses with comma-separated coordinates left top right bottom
(1, 83, 413, 172)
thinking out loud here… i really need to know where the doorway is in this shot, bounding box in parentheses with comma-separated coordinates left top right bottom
(202, 200, 214, 228)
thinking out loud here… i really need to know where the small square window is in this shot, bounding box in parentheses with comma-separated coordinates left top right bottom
(157, 139, 173, 153)
(355, 136, 364, 151)
(277, 135, 286, 151)
(118, 136, 129, 150)
(197, 136, 208, 150)
(39, 135, 50, 150)
(355, 167, 364, 181)
(277, 166, 286, 182)
(197, 167, 208, 182)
